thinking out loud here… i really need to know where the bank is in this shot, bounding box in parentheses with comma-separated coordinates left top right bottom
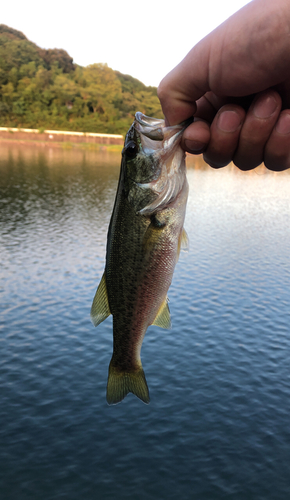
(0, 127, 124, 151)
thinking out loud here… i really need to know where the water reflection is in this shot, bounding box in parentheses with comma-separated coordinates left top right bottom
(0, 145, 121, 233)
(1, 143, 290, 500)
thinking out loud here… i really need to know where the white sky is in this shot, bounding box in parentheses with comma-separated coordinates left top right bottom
(2, 0, 251, 87)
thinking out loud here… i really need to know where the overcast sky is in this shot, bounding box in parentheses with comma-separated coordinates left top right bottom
(2, 0, 250, 87)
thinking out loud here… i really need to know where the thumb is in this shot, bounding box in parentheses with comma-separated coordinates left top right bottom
(157, 41, 210, 125)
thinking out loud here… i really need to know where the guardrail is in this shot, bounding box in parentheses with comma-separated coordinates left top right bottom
(0, 127, 124, 145)
(0, 127, 123, 138)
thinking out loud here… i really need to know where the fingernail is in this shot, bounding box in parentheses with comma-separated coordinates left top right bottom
(276, 113, 290, 134)
(253, 93, 278, 118)
(184, 139, 206, 153)
(217, 110, 242, 132)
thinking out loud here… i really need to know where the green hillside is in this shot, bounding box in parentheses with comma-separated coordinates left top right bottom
(0, 24, 163, 135)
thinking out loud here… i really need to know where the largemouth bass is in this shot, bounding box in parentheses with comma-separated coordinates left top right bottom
(91, 112, 191, 405)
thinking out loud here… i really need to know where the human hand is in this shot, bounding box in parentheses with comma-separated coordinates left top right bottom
(158, 0, 290, 171)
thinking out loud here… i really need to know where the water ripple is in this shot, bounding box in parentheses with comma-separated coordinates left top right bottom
(1, 148, 290, 499)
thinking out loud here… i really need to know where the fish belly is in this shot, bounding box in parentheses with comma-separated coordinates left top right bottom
(105, 181, 188, 404)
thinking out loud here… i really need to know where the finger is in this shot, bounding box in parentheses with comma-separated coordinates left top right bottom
(264, 110, 290, 171)
(195, 93, 229, 122)
(158, 0, 290, 126)
(181, 120, 210, 154)
(202, 105, 246, 168)
(233, 90, 282, 170)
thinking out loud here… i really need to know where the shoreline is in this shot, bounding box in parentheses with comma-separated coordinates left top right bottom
(0, 139, 123, 153)
(0, 126, 124, 152)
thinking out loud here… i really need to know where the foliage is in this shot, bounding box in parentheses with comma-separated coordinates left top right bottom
(0, 25, 163, 134)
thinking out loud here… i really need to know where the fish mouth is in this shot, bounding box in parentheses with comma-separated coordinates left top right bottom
(134, 112, 193, 153)
(132, 113, 192, 215)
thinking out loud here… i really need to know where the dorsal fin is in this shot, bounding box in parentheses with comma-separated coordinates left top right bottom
(152, 297, 171, 329)
(90, 272, 111, 327)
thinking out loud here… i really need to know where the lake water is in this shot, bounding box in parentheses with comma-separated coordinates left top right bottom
(1, 143, 290, 499)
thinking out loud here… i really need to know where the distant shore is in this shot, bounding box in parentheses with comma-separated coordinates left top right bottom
(0, 127, 124, 152)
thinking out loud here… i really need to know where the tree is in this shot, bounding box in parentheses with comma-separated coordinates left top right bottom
(39, 48, 75, 73)
(0, 25, 163, 134)
(79, 64, 122, 113)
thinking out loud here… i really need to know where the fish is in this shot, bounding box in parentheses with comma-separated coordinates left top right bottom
(91, 112, 191, 405)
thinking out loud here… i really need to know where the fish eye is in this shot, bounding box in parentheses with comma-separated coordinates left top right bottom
(125, 141, 138, 159)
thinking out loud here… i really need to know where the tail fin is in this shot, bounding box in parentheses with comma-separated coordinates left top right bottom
(106, 362, 150, 405)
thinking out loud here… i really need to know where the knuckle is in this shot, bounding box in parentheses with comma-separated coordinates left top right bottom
(157, 79, 168, 102)
(264, 138, 290, 171)
(264, 154, 290, 171)
(233, 155, 261, 171)
(203, 153, 230, 168)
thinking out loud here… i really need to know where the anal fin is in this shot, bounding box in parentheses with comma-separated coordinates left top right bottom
(90, 272, 111, 327)
(152, 297, 171, 329)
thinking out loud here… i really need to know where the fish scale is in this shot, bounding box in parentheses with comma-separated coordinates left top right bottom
(91, 112, 191, 405)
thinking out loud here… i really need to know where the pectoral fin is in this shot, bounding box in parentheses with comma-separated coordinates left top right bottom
(152, 297, 171, 329)
(177, 227, 189, 260)
(90, 272, 111, 327)
(180, 228, 189, 250)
